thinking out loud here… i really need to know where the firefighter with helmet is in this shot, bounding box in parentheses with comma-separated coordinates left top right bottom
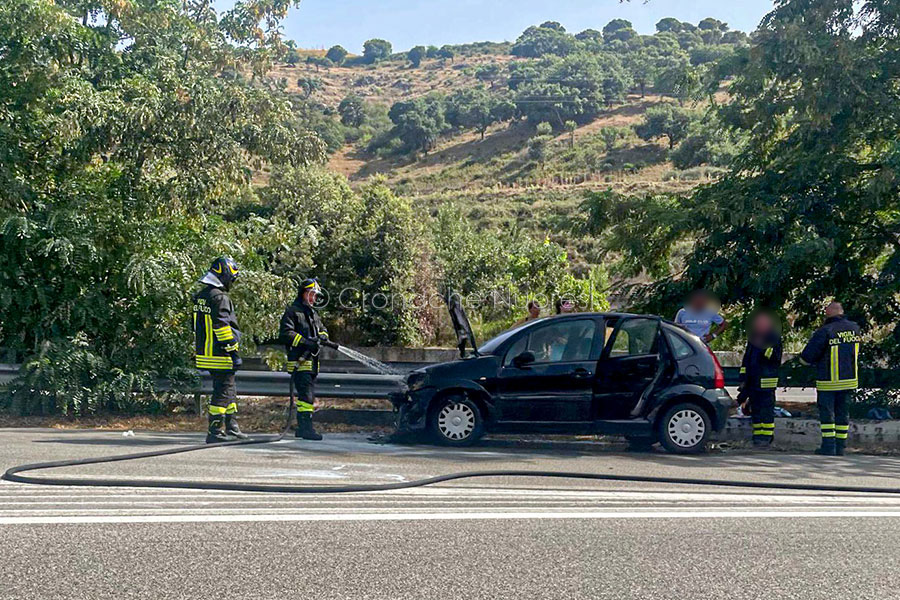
(279, 278, 330, 440)
(192, 257, 249, 444)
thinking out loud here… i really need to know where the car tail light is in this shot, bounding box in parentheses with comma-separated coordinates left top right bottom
(706, 345, 725, 389)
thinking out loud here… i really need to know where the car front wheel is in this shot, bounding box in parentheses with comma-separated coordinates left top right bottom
(428, 394, 484, 446)
(658, 402, 710, 454)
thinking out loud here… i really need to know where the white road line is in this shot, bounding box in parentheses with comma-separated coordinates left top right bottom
(3, 509, 900, 525)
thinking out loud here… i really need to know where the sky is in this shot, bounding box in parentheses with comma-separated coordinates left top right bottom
(234, 0, 776, 53)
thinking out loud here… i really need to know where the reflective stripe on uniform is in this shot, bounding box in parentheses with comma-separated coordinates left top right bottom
(292, 333, 303, 347)
(296, 400, 314, 413)
(821, 423, 835, 438)
(208, 404, 227, 415)
(196, 356, 233, 370)
(286, 360, 313, 373)
(764, 347, 774, 359)
(225, 402, 237, 415)
(205, 315, 213, 357)
(739, 367, 746, 375)
(835, 424, 849, 440)
(760, 377, 779, 389)
(213, 325, 234, 342)
(816, 379, 858, 391)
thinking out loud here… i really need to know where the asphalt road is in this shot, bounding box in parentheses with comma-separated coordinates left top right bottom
(3, 429, 900, 599)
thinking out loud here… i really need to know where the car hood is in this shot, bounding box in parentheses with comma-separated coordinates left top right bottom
(414, 355, 499, 382)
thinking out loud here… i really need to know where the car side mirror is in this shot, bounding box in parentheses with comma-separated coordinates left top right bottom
(512, 351, 536, 368)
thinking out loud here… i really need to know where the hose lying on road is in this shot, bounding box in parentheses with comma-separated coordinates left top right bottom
(6, 431, 900, 495)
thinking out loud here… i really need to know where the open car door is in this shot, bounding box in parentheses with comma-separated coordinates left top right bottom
(446, 292, 478, 358)
(594, 316, 664, 420)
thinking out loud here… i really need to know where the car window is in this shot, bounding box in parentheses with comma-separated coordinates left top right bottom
(503, 334, 529, 366)
(526, 319, 596, 363)
(607, 318, 659, 358)
(664, 329, 694, 360)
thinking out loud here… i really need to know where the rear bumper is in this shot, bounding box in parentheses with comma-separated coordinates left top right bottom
(703, 387, 734, 431)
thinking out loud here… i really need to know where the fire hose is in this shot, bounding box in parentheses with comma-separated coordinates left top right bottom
(5, 341, 900, 495)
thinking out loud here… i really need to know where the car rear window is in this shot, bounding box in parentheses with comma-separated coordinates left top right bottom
(665, 329, 695, 360)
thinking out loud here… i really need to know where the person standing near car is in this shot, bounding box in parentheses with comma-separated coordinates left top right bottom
(737, 310, 782, 447)
(280, 277, 329, 441)
(800, 302, 861, 456)
(675, 290, 728, 344)
(192, 257, 249, 444)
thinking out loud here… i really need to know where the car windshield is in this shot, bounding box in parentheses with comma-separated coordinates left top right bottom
(478, 322, 532, 354)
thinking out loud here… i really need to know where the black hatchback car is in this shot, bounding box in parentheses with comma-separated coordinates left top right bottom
(389, 307, 733, 453)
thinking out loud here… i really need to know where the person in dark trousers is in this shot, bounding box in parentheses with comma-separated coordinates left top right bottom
(737, 310, 782, 447)
(800, 302, 862, 456)
(279, 278, 329, 440)
(192, 257, 249, 444)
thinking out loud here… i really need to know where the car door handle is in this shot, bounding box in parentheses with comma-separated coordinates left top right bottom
(571, 368, 592, 378)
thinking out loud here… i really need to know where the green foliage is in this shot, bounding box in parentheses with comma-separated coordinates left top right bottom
(387, 93, 449, 154)
(511, 22, 578, 58)
(431, 205, 608, 336)
(407, 45, 426, 67)
(325, 44, 348, 65)
(363, 38, 393, 63)
(513, 52, 632, 126)
(590, 0, 900, 361)
(668, 115, 746, 169)
(338, 94, 365, 127)
(445, 88, 516, 139)
(635, 104, 698, 149)
(0, 0, 329, 414)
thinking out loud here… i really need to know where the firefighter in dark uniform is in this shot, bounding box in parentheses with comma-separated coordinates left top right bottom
(800, 302, 861, 456)
(737, 310, 782, 447)
(192, 257, 249, 444)
(279, 278, 329, 440)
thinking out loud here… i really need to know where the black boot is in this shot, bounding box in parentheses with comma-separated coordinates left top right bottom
(835, 438, 846, 456)
(206, 415, 228, 444)
(225, 414, 249, 440)
(295, 412, 323, 440)
(815, 438, 836, 456)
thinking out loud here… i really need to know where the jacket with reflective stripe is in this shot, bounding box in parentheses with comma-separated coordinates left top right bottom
(192, 285, 241, 371)
(800, 316, 861, 391)
(279, 299, 328, 375)
(739, 330, 782, 391)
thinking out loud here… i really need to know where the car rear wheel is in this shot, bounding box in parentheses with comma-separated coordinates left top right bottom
(658, 402, 710, 454)
(428, 394, 484, 446)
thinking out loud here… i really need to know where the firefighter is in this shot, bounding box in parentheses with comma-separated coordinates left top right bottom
(279, 277, 329, 440)
(737, 310, 782, 447)
(800, 302, 861, 456)
(192, 257, 249, 444)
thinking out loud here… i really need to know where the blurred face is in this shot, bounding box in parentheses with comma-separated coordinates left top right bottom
(689, 293, 708, 310)
(560, 300, 575, 313)
(528, 304, 540, 318)
(752, 313, 773, 335)
(303, 289, 318, 305)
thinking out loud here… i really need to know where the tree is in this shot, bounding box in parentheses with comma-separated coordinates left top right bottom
(575, 29, 603, 42)
(511, 23, 578, 57)
(592, 0, 900, 363)
(437, 45, 455, 63)
(634, 104, 697, 149)
(388, 94, 448, 154)
(446, 88, 515, 139)
(475, 63, 501, 87)
(0, 0, 326, 414)
(656, 18, 683, 33)
(407, 45, 426, 67)
(564, 120, 577, 147)
(296, 76, 323, 98)
(325, 45, 348, 65)
(338, 94, 366, 127)
(602, 19, 634, 42)
(363, 38, 392, 64)
(306, 55, 332, 72)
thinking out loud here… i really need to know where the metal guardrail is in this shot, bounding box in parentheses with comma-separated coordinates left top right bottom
(2, 362, 895, 401)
